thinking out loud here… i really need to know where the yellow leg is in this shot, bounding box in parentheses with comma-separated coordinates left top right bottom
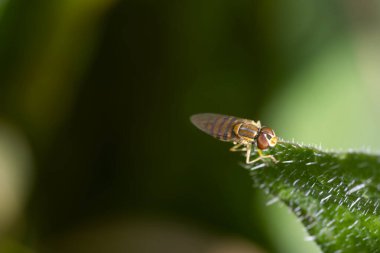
(245, 143, 253, 164)
(230, 143, 277, 164)
(230, 143, 254, 164)
(230, 143, 247, 152)
(246, 149, 277, 164)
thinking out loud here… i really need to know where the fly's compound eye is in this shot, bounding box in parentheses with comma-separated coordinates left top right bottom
(257, 133, 269, 150)
(261, 127, 274, 135)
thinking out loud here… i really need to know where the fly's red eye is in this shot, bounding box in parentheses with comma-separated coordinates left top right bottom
(260, 127, 268, 134)
(257, 134, 269, 150)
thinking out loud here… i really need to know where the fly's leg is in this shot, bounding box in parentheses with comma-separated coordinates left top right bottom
(230, 142, 252, 163)
(245, 143, 253, 164)
(230, 142, 247, 152)
(230, 143, 277, 164)
(247, 149, 277, 164)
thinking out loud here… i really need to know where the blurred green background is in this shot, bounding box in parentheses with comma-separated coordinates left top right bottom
(1, 0, 380, 252)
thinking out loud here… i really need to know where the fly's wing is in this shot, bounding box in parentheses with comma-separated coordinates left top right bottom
(190, 113, 241, 142)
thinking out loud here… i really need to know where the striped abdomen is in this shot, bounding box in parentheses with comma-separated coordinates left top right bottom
(190, 113, 239, 142)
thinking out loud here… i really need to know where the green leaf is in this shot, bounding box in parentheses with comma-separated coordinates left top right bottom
(243, 141, 380, 253)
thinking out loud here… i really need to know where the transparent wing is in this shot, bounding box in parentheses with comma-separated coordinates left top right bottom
(190, 113, 242, 142)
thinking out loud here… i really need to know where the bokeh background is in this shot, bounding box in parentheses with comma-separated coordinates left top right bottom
(1, 0, 380, 252)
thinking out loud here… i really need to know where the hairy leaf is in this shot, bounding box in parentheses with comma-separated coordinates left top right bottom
(243, 141, 380, 253)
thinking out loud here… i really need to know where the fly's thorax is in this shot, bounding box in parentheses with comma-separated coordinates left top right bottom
(233, 122, 259, 142)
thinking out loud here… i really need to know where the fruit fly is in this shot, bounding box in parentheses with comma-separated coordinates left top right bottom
(190, 113, 278, 164)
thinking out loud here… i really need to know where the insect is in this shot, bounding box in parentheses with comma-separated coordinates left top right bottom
(190, 113, 278, 164)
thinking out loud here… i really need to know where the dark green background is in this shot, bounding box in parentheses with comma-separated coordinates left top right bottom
(0, 0, 378, 252)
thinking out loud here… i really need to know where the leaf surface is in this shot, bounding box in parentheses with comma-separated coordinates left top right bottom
(245, 141, 380, 253)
